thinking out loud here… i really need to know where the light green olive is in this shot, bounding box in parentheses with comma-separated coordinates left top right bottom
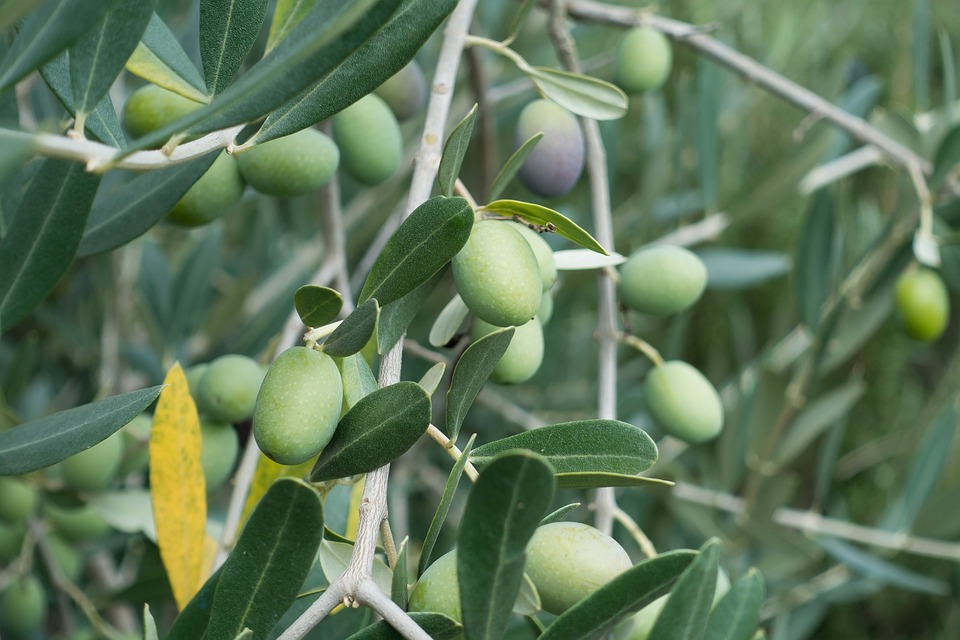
(0, 478, 38, 523)
(615, 27, 673, 94)
(185, 363, 209, 398)
(332, 94, 403, 185)
(196, 354, 265, 424)
(46, 504, 110, 542)
(408, 550, 462, 624)
(0, 575, 45, 635)
(894, 267, 950, 342)
(375, 60, 427, 121)
(0, 520, 25, 562)
(200, 419, 240, 492)
(645, 361, 723, 443)
(452, 220, 542, 327)
(62, 432, 124, 492)
(48, 535, 83, 583)
(525, 521, 632, 614)
(538, 290, 554, 325)
(121, 84, 204, 138)
(510, 222, 557, 291)
(166, 151, 245, 228)
(253, 347, 343, 465)
(619, 245, 707, 316)
(237, 128, 340, 197)
(471, 318, 544, 384)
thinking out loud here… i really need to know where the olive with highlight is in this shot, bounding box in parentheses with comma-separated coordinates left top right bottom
(515, 99, 585, 198)
(645, 360, 723, 443)
(619, 245, 707, 316)
(237, 128, 339, 197)
(166, 151, 245, 228)
(332, 94, 403, 185)
(471, 318, 544, 384)
(615, 27, 673, 93)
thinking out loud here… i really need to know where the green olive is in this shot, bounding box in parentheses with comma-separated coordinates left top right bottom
(237, 128, 340, 197)
(200, 419, 240, 492)
(538, 290, 554, 325)
(452, 220, 542, 327)
(617, 569, 730, 640)
(0, 478, 38, 523)
(525, 522, 632, 614)
(121, 84, 204, 138)
(515, 99, 585, 199)
(619, 245, 707, 316)
(46, 504, 110, 542)
(196, 354, 265, 424)
(510, 222, 557, 291)
(166, 151, 245, 228)
(0, 520, 25, 562)
(62, 432, 124, 492)
(0, 575, 45, 635)
(408, 550, 462, 624)
(47, 535, 83, 583)
(615, 27, 673, 94)
(471, 318, 544, 384)
(645, 361, 723, 444)
(253, 347, 343, 465)
(332, 94, 403, 185)
(374, 60, 427, 121)
(185, 363, 209, 398)
(894, 267, 950, 342)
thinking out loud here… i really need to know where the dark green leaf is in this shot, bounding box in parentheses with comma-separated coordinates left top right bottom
(376, 270, 443, 354)
(311, 382, 430, 481)
(345, 613, 462, 640)
(525, 67, 628, 121)
(470, 420, 658, 475)
(391, 537, 409, 609)
(538, 550, 697, 640)
(648, 538, 721, 640)
(0, 128, 33, 183)
(698, 249, 791, 290)
(200, 0, 269, 97)
(358, 196, 473, 307)
(78, 153, 219, 256)
(166, 566, 223, 639)
(773, 379, 865, 469)
(458, 451, 555, 640)
(70, 0, 155, 116)
(795, 190, 835, 330)
(0, 0, 122, 93)
(294, 284, 343, 327)
(334, 353, 379, 410)
(126, 13, 209, 102)
(931, 125, 960, 189)
(40, 51, 126, 147)
(250, 0, 457, 144)
(166, 227, 221, 346)
(482, 199, 606, 255)
(539, 502, 580, 526)
(705, 569, 765, 640)
(419, 434, 476, 578)
(0, 386, 162, 475)
(0, 158, 101, 333)
(206, 478, 325, 639)
(438, 104, 477, 197)
(323, 298, 379, 358)
(487, 133, 542, 203)
(444, 327, 514, 441)
(266, 0, 317, 53)
(555, 472, 673, 489)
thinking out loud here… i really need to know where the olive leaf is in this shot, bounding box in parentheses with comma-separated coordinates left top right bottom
(482, 199, 607, 255)
(437, 104, 477, 197)
(294, 284, 344, 327)
(487, 132, 542, 203)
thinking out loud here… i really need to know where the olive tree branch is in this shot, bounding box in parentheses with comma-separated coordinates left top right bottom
(545, 0, 621, 536)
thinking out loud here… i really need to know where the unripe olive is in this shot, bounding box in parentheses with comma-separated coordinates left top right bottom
(615, 27, 673, 94)
(47, 535, 83, 583)
(408, 550, 461, 624)
(253, 347, 343, 466)
(619, 245, 707, 316)
(121, 84, 204, 138)
(0, 521, 25, 562)
(538, 290, 554, 325)
(0, 575, 45, 635)
(196, 354, 265, 424)
(185, 363, 209, 398)
(200, 419, 240, 492)
(118, 413, 152, 476)
(894, 267, 950, 342)
(471, 318, 544, 384)
(46, 504, 110, 542)
(332, 94, 403, 185)
(375, 61, 427, 121)
(452, 221, 542, 327)
(617, 568, 730, 640)
(515, 99, 584, 198)
(166, 151, 245, 228)
(0, 478, 38, 523)
(525, 522, 632, 614)
(645, 361, 723, 444)
(62, 432, 123, 492)
(510, 222, 557, 291)
(237, 128, 340, 197)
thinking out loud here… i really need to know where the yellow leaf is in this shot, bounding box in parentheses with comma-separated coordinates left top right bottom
(239, 451, 315, 528)
(150, 363, 207, 610)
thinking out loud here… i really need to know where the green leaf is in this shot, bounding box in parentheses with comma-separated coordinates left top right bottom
(419, 434, 476, 578)
(334, 353, 379, 410)
(126, 13, 209, 103)
(514, 574, 542, 616)
(526, 66, 628, 121)
(458, 451, 555, 640)
(250, 0, 457, 145)
(931, 125, 960, 189)
(200, 0, 269, 97)
(206, 478, 325, 640)
(391, 537, 409, 609)
(697, 58, 719, 213)
(165, 227, 221, 346)
(795, 190, 836, 331)
(555, 472, 673, 489)
(358, 196, 473, 307)
(553, 249, 626, 271)
(540, 502, 581, 526)
(698, 249, 791, 290)
(538, 550, 697, 640)
(376, 270, 443, 354)
(816, 536, 947, 595)
(444, 327, 515, 441)
(311, 382, 430, 481)
(345, 613, 462, 640)
(294, 285, 344, 327)
(438, 104, 477, 197)
(144, 604, 159, 640)
(0, 158, 101, 333)
(78, 153, 220, 256)
(0, 0, 43, 33)
(0, 0, 121, 93)
(266, 0, 317, 53)
(487, 132, 542, 203)
(417, 362, 446, 396)
(470, 420, 658, 476)
(0, 129, 33, 182)
(648, 538, 721, 640)
(322, 298, 379, 358)
(482, 199, 607, 255)
(166, 566, 223, 639)
(773, 379, 865, 469)
(705, 569, 765, 640)
(39, 51, 126, 147)
(70, 0, 155, 117)
(319, 540, 393, 597)
(0, 386, 162, 475)
(429, 294, 469, 347)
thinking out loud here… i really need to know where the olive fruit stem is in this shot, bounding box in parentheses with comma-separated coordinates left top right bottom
(463, 35, 533, 74)
(303, 321, 343, 344)
(426, 425, 480, 482)
(454, 178, 479, 210)
(618, 333, 665, 367)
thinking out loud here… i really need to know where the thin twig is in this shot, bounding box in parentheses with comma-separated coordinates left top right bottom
(426, 425, 480, 482)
